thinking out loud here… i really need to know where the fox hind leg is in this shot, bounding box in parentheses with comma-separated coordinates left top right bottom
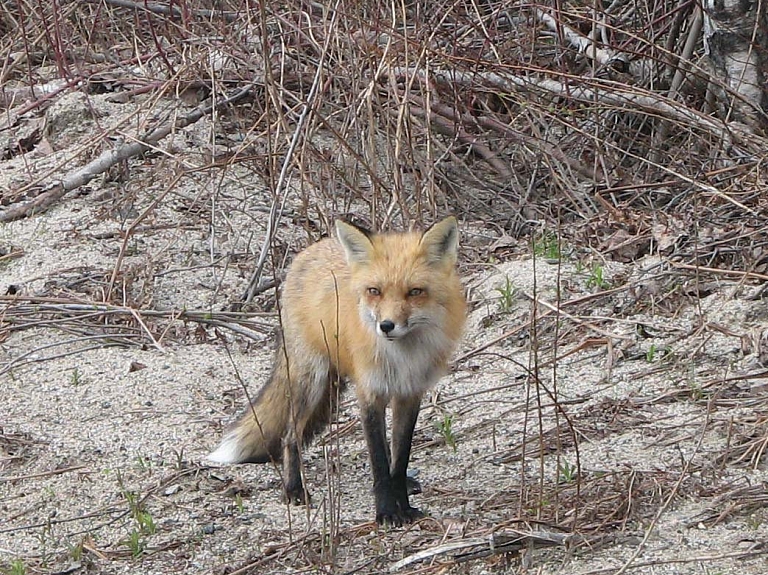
(280, 355, 335, 506)
(281, 439, 306, 504)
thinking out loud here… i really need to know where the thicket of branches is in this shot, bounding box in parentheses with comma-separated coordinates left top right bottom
(1, 0, 767, 270)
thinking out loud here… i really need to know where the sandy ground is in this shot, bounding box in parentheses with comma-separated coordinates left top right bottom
(2, 91, 768, 575)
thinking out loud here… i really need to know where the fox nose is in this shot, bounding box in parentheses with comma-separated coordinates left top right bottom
(379, 320, 395, 334)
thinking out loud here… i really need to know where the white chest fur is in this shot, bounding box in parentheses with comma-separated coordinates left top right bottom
(363, 330, 450, 399)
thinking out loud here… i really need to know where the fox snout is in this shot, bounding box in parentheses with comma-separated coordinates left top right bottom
(376, 317, 410, 339)
(379, 319, 396, 335)
(358, 293, 415, 339)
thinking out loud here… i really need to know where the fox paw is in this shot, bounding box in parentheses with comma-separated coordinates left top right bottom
(282, 486, 310, 506)
(376, 506, 424, 527)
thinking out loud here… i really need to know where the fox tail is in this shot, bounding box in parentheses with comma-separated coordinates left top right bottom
(207, 345, 338, 464)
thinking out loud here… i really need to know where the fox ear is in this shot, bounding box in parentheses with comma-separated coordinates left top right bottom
(336, 220, 374, 265)
(421, 216, 459, 265)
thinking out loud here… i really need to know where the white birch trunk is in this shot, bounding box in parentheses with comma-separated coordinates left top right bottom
(702, 0, 767, 130)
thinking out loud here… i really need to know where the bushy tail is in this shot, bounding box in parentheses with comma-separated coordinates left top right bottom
(207, 345, 340, 464)
(207, 352, 292, 464)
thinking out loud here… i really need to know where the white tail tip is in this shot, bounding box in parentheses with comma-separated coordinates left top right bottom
(206, 436, 240, 464)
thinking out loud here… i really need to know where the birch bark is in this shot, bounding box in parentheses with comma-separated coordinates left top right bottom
(702, 0, 768, 130)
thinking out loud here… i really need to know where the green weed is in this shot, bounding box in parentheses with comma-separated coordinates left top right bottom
(558, 460, 577, 483)
(67, 539, 84, 562)
(533, 230, 560, 261)
(123, 529, 145, 558)
(494, 275, 516, 312)
(586, 264, 610, 289)
(7, 559, 25, 575)
(646, 344, 673, 363)
(437, 414, 457, 452)
(70, 367, 85, 386)
(116, 471, 156, 559)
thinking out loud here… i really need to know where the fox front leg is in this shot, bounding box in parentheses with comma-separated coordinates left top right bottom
(384, 427, 422, 497)
(360, 399, 409, 526)
(390, 396, 424, 521)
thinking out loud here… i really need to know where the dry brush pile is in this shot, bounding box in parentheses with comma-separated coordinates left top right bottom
(1, 1, 766, 243)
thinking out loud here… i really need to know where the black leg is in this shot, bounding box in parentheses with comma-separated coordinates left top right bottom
(282, 439, 308, 505)
(360, 398, 404, 525)
(390, 396, 423, 522)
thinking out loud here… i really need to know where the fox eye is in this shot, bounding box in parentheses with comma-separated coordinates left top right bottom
(407, 288, 424, 297)
(367, 287, 381, 296)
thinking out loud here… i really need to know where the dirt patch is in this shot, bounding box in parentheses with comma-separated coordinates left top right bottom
(3, 163, 768, 574)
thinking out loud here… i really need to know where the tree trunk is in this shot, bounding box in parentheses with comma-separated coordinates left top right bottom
(703, 0, 768, 132)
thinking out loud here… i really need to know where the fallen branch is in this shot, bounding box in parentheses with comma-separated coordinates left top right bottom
(96, 0, 240, 22)
(388, 67, 758, 151)
(0, 82, 257, 223)
(0, 297, 272, 339)
(536, 8, 625, 68)
(406, 101, 514, 178)
(0, 464, 88, 483)
(668, 261, 768, 282)
(0, 296, 273, 374)
(389, 528, 593, 571)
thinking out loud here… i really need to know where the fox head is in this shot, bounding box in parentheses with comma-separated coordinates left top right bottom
(336, 217, 461, 341)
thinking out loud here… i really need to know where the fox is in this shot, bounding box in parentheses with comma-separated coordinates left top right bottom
(208, 216, 466, 525)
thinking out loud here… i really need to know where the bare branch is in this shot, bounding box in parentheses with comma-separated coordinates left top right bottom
(0, 83, 256, 223)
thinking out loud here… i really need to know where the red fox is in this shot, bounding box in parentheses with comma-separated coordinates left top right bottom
(208, 216, 466, 525)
